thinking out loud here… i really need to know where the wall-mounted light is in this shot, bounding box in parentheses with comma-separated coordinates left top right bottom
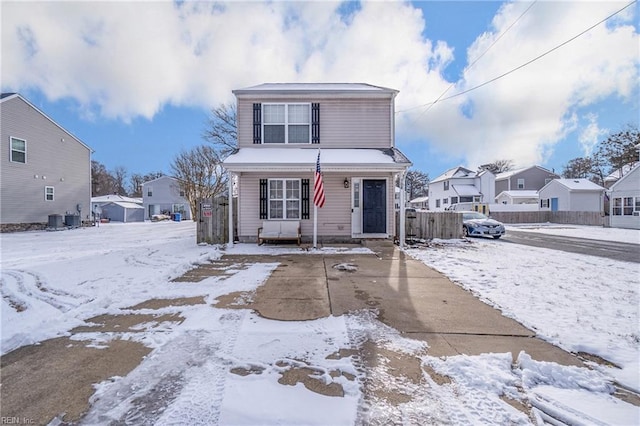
(343, 178, 350, 189)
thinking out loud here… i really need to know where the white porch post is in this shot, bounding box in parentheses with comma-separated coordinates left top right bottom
(399, 171, 407, 248)
(313, 205, 318, 249)
(228, 172, 234, 245)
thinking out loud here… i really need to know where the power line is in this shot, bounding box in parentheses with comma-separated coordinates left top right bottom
(398, 0, 637, 115)
(401, 0, 537, 116)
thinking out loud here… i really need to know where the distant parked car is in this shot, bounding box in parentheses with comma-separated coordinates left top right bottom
(461, 211, 505, 239)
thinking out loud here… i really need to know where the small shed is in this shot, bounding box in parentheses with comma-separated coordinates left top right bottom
(100, 201, 145, 222)
(538, 179, 605, 212)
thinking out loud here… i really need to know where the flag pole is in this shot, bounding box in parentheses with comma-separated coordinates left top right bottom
(313, 204, 318, 249)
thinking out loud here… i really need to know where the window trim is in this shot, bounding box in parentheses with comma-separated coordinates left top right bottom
(45, 186, 54, 201)
(147, 186, 153, 197)
(517, 178, 525, 189)
(262, 103, 311, 144)
(267, 178, 301, 219)
(10, 136, 27, 163)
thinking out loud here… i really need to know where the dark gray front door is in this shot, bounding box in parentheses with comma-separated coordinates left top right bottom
(363, 179, 386, 233)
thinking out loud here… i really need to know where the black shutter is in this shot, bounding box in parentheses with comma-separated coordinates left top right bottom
(260, 179, 268, 219)
(311, 103, 320, 144)
(253, 103, 262, 144)
(301, 179, 310, 219)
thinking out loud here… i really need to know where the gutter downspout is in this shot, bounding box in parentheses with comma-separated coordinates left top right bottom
(399, 171, 407, 248)
(228, 172, 234, 245)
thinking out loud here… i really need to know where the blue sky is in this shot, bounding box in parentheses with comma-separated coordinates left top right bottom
(2, 1, 638, 183)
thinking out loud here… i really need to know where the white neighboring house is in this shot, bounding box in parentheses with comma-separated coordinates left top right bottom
(609, 163, 640, 229)
(91, 194, 144, 223)
(428, 166, 495, 211)
(538, 179, 606, 212)
(409, 196, 429, 210)
(495, 190, 539, 205)
(142, 176, 192, 220)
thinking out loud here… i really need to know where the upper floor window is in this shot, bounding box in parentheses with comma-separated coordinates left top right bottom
(443, 181, 449, 191)
(45, 186, 54, 201)
(517, 178, 525, 189)
(147, 186, 153, 197)
(10, 137, 26, 163)
(263, 104, 310, 144)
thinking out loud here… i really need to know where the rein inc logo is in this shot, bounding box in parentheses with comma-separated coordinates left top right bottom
(1, 418, 34, 425)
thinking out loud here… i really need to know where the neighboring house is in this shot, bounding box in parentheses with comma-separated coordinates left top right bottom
(495, 190, 539, 205)
(428, 166, 495, 211)
(91, 194, 144, 223)
(1, 93, 92, 231)
(538, 179, 605, 212)
(409, 196, 429, 210)
(609, 164, 640, 230)
(222, 83, 412, 243)
(603, 162, 638, 189)
(495, 165, 559, 195)
(142, 176, 192, 220)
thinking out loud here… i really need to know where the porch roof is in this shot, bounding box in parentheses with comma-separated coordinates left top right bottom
(452, 184, 482, 196)
(223, 148, 411, 172)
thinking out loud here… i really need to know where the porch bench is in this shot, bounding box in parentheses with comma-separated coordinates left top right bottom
(258, 220, 301, 245)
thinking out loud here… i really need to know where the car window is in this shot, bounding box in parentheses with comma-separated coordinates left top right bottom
(462, 212, 487, 220)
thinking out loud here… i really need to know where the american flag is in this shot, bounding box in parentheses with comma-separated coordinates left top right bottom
(313, 150, 325, 208)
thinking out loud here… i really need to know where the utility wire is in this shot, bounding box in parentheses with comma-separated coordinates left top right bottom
(398, 0, 637, 115)
(401, 0, 537, 116)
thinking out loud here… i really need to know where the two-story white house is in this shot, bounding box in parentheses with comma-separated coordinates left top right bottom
(222, 83, 412, 244)
(1, 93, 92, 231)
(428, 166, 495, 211)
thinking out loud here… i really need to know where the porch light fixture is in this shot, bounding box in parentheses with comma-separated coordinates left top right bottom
(343, 178, 349, 189)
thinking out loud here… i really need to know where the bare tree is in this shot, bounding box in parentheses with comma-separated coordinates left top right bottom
(112, 166, 129, 196)
(595, 125, 639, 176)
(91, 160, 116, 196)
(404, 169, 429, 200)
(129, 172, 164, 197)
(170, 145, 227, 219)
(202, 102, 237, 159)
(562, 157, 595, 179)
(478, 159, 514, 174)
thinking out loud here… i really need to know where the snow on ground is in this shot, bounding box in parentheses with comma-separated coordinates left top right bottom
(506, 223, 640, 244)
(1, 221, 639, 425)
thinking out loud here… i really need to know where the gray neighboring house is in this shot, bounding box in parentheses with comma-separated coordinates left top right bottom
(1, 93, 92, 231)
(91, 194, 144, 223)
(142, 176, 192, 220)
(495, 165, 559, 195)
(223, 83, 412, 243)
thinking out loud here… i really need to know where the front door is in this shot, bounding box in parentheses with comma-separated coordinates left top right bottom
(362, 179, 386, 234)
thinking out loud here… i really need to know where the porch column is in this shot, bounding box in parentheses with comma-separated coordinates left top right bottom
(228, 172, 234, 245)
(399, 171, 407, 248)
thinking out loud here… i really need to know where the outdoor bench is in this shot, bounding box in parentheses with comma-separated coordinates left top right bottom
(258, 220, 301, 245)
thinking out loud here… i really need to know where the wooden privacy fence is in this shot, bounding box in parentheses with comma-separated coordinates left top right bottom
(196, 196, 237, 244)
(489, 211, 608, 226)
(399, 211, 463, 240)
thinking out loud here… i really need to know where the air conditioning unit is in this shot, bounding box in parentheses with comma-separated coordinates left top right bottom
(633, 211, 640, 216)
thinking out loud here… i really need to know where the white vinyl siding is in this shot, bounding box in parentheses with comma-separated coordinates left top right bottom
(237, 98, 392, 148)
(10, 137, 26, 163)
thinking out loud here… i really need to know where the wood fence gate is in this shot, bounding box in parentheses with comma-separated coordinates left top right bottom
(196, 197, 236, 244)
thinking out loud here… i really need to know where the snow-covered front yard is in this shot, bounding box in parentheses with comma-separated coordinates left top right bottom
(1, 221, 638, 424)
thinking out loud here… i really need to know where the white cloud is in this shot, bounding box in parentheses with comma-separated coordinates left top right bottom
(578, 113, 608, 157)
(1, 0, 638, 167)
(399, 1, 639, 169)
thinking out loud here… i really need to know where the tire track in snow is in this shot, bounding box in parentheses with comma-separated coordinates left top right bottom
(1, 269, 86, 313)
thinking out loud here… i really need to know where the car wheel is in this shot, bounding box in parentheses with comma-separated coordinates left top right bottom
(493, 235, 501, 239)
(463, 226, 469, 237)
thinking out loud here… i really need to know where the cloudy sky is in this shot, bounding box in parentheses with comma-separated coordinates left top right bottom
(2, 0, 638, 181)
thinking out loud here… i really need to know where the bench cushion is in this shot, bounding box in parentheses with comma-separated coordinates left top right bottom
(279, 221, 299, 237)
(262, 221, 281, 234)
